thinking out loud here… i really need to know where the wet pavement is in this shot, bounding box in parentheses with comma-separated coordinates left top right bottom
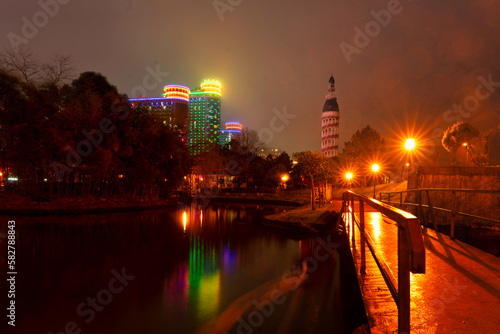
(346, 204, 500, 333)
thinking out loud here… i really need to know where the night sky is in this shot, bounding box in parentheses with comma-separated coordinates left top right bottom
(2, 0, 500, 163)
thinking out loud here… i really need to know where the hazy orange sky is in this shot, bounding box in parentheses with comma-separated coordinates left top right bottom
(2, 0, 499, 164)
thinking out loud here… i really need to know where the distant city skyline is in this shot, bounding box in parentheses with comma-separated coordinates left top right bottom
(2, 0, 500, 164)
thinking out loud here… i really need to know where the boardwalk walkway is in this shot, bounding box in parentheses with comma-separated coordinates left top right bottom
(347, 204, 500, 333)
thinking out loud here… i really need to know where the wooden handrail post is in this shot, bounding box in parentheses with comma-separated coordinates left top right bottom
(351, 194, 355, 249)
(388, 193, 391, 206)
(343, 193, 349, 237)
(451, 190, 456, 240)
(426, 190, 437, 230)
(339, 193, 345, 234)
(417, 190, 426, 226)
(398, 218, 411, 333)
(360, 200, 366, 274)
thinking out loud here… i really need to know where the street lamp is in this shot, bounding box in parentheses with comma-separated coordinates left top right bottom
(404, 138, 416, 151)
(281, 174, 289, 190)
(404, 138, 415, 179)
(462, 142, 468, 167)
(345, 172, 353, 189)
(371, 164, 380, 198)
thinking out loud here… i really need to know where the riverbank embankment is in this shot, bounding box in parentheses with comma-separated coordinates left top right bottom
(263, 201, 342, 237)
(0, 192, 302, 216)
(0, 193, 177, 215)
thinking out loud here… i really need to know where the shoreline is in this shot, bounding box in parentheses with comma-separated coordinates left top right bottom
(262, 202, 341, 237)
(208, 196, 302, 207)
(0, 193, 302, 216)
(0, 193, 179, 216)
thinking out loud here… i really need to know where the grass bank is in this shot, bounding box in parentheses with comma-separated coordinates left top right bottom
(0, 192, 177, 216)
(263, 202, 340, 237)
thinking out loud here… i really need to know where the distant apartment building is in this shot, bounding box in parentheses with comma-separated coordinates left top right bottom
(188, 80, 222, 155)
(220, 122, 242, 147)
(129, 85, 190, 135)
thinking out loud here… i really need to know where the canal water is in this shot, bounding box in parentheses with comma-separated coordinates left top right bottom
(2, 204, 361, 333)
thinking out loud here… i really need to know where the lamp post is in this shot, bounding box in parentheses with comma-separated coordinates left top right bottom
(345, 172, 353, 190)
(371, 164, 380, 198)
(462, 142, 468, 167)
(281, 174, 289, 190)
(404, 138, 415, 179)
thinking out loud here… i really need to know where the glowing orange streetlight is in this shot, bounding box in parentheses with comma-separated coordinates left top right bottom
(281, 174, 289, 190)
(345, 172, 353, 189)
(404, 139, 416, 179)
(462, 142, 469, 166)
(404, 138, 416, 151)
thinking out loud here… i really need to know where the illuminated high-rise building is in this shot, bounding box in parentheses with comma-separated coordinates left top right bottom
(220, 122, 242, 147)
(129, 85, 190, 134)
(189, 80, 222, 155)
(321, 75, 340, 158)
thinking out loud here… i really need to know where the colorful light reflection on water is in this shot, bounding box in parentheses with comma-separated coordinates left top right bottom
(168, 207, 246, 323)
(9, 203, 348, 334)
(162, 204, 306, 332)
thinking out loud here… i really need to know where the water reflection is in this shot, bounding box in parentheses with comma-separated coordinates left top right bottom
(183, 210, 188, 232)
(367, 212, 382, 242)
(4, 203, 349, 333)
(164, 204, 298, 329)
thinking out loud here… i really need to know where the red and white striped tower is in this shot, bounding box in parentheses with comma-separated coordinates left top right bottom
(321, 75, 340, 158)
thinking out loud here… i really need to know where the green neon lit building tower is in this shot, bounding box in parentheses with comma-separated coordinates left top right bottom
(188, 80, 222, 155)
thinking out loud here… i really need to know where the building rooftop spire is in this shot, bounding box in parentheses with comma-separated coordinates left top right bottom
(323, 74, 339, 112)
(329, 74, 335, 85)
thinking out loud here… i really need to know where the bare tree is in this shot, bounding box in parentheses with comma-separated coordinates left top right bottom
(41, 54, 75, 86)
(234, 127, 264, 154)
(0, 49, 75, 86)
(0, 47, 40, 84)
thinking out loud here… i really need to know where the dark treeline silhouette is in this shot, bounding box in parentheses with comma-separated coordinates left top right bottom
(0, 51, 191, 201)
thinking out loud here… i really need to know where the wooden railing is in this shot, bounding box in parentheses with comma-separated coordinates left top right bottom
(341, 190, 426, 333)
(379, 188, 500, 239)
